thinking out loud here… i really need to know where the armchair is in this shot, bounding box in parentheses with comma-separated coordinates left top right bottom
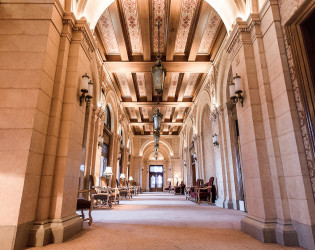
(77, 189, 95, 225)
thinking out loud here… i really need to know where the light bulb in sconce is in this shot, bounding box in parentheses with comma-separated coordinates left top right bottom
(229, 74, 244, 107)
(212, 133, 219, 147)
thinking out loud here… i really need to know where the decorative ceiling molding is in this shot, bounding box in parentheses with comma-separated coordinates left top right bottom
(168, 73, 180, 97)
(153, 0, 167, 53)
(174, 0, 199, 53)
(116, 73, 131, 97)
(184, 73, 200, 97)
(98, 9, 120, 54)
(120, 0, 143, 53)
(198, 8, 221, 54)
(135, 73, 146, 97)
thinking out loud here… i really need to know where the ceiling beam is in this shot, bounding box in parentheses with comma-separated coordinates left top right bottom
(177, 73, 190, 102)
(162, 73, 171, 102)
(129, 122, 184, 126)
(144, 72, 152, 101)
(138, 0, 151, 61)
(108, 2, 129, 61)
(105, 61, 211, 73)
(126, 73, 137, 102)
(148, 107, 153, 122)
(166, 0, 181, 61)
(172, 107, 179, 122)
(122, 102, 193, 108)
(193, 73, 208, 101)
(188, 2, 212, 61)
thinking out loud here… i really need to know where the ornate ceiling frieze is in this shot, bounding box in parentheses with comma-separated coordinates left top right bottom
(120, 0, 143, 53)
(98, 9, 120, 54)
(198, 8, 221, 54)
(174, 0, 198, 53)
(153, 0, 167, 53)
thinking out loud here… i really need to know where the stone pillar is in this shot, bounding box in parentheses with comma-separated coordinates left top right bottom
(0, 1, 65, 248)
(226, 18, 277, 242)
(48, 18, 96, 244)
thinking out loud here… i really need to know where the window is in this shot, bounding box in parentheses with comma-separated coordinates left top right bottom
(105, 105, 111, 131)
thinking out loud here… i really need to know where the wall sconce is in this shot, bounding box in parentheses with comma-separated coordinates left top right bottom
(193, 152, 197, 161)
(98, 135, 104, 148)
(212, 133, 219, 147)
(80, 73, 94, 106)
(229, 74, 243, 107)
(184, 160, 187, 167)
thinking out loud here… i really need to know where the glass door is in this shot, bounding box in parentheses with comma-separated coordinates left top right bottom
(149, 166, 163, 192)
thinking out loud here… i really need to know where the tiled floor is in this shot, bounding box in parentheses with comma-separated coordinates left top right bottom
(29, 193, 302, 250)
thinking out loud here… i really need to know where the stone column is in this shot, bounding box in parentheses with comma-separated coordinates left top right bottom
(226, 17, 277, 242)
(0, 2, 66, 248)
(48, 18, 96, 244)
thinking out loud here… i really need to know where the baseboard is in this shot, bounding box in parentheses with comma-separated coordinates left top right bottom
(292, 220, 315, 249)
(241, 215, 276, 243)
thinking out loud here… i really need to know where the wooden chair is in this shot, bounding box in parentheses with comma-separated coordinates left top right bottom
(77, 189, 95, 225)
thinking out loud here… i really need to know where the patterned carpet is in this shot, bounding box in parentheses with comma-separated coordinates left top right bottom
(29, 193, 302, 250)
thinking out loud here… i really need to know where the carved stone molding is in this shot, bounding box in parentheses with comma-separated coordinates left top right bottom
(210, 106, 221, 122)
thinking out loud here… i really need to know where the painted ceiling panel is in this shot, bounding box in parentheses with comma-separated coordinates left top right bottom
(174, 0, 199, 53)
(184, 73, 200, 97)
(153, 0, 167, 53)
(136, 73, 146, 97)
(198, 8, 221, 54)
(98, 9, 120, 54)
(120, 0, 143, 53)
(168, 73, 180, 97)
(116, 73, 131, 97)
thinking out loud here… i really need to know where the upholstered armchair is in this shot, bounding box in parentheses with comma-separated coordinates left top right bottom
(196, 177, 215, 205)
(188, 179, 204, 202)
(93, 176, 113, 208)
(163, 181, 172, 193)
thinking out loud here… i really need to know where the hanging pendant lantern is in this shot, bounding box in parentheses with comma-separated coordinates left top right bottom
(152, 60, 166, 95)
(152, 19, 166, 96)
(153, 108, 163, 131)
(154, 130, 160, 145)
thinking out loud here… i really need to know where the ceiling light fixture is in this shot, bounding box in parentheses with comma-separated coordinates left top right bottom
(152, 19, 166, 159)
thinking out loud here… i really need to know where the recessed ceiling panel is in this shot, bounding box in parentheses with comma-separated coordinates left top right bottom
(198, 8, 221, 54)
(168, 73, 180, 97)
(184, 73, 200, 97)
(116, 73, 131, 97)
(174, 0, 199, 53)
(98, 9, 120, 54)
(120, 0, 143, 54)
(153, 0, 167, 53)
(136, 73, 147, 97)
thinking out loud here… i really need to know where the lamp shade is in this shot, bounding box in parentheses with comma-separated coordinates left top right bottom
(167, 178, 172, 182)
(129, 176, 133, 181)
(174, 174, 179, 179)
(120, 173, 125, 179)
(87, 81, 93, 97)
(81, 73, 89, 91)
(153, 108, 163, 131)
(152, 60, 166, 92)
(234, 74, 242, 94)
(212, 134, 217, 144)
(229, 82, 236, 99)
(103, 167, 113, 176)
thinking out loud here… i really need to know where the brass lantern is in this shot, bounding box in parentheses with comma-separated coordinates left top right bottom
(154, 130, 160, 145)
(152, 59, 166, 95)
(152, 19, 166, 96)
(153, 108, 163, 131)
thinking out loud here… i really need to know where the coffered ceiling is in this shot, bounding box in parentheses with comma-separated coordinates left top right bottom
(95, 0, 226, 135)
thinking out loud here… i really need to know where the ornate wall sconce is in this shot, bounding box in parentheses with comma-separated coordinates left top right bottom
(98, 135, 104, 148)
(212, 133, 219, 147)
(80, 73, 94, 106)
(184, 160, 187, 167)
(229, 74, 243, 107)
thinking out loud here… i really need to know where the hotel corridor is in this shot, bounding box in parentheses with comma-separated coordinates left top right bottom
(29, 193, 301, 250)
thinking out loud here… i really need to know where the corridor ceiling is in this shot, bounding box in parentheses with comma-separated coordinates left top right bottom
(95, 0, 226, 135)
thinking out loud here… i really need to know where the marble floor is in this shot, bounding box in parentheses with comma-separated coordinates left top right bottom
(29, 193, 302, 250)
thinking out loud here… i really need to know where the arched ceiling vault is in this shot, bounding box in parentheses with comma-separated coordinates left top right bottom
(74, 0, 251, 136)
